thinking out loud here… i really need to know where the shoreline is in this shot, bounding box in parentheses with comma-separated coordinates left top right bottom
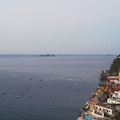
(77, 73, 120, 120)
(77, 55, 120, 120)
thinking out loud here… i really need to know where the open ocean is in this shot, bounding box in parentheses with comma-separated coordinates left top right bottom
(0, 54, 116, 120)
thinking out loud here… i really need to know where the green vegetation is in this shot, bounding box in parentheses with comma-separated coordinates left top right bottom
(109, 55, 120, 75)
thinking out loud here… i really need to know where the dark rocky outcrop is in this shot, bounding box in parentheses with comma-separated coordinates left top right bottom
(99, 70, 110, 80)
(99, 55, 120, 79)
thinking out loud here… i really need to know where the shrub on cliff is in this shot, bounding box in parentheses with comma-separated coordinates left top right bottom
(109, 55, 120, 75)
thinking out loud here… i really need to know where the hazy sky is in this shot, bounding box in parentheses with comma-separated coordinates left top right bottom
(1, 0, 120, 54)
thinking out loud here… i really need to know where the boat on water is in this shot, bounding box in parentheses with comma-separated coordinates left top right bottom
(1, 91, 6, 94)
(16, 96, 20, 98)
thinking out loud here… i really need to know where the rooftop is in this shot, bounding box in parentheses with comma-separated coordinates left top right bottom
(108, 76, 118, 78)
(110, 80, 120, 84)
(96, 103, 108, 107)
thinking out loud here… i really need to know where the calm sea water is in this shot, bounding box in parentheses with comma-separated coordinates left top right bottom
(0, 55, 116, 120)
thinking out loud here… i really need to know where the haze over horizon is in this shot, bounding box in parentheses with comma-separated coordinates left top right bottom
(1, 0, 120, 55)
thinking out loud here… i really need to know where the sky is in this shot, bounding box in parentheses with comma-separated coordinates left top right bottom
(0, 0, 120, 54)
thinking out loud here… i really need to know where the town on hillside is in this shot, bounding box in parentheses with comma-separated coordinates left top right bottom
(78, 72, 120, 120)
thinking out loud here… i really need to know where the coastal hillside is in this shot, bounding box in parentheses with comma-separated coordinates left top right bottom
(78, 55, 120, 120)
(109, 55, 120, 75)
(99, 55, 120, 79)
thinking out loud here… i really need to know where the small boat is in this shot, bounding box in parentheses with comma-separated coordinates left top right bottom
(16, 96, 20, 98)
(27, 96, 31, 98)
(1, 91, 6, 94)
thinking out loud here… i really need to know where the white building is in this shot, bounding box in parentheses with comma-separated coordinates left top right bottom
(108, 76, 118, 80)
(110, 80, 120, 84)
(107, 90, 120, 104)
(92, 103, 114, 118)
(112, 91, 120, 98)
(107, 98, 120, 104)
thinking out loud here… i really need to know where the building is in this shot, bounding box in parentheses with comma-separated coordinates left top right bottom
(112, 91, 120, 98)
(107, 91, 120, 104)
(107, 98, 120, 104)
(91, 103, 115, 118)
(107, 76, 118, 82)
(110, 80, 120, 91)
(105, 76, 118, 92)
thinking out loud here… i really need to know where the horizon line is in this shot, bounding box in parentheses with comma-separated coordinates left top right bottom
(0, 53, 118, 56)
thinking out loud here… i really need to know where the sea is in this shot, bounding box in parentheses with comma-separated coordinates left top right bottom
(0, 54, 116, 120)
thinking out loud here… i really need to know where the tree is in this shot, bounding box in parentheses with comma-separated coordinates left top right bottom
(109, 55, 120, 75)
